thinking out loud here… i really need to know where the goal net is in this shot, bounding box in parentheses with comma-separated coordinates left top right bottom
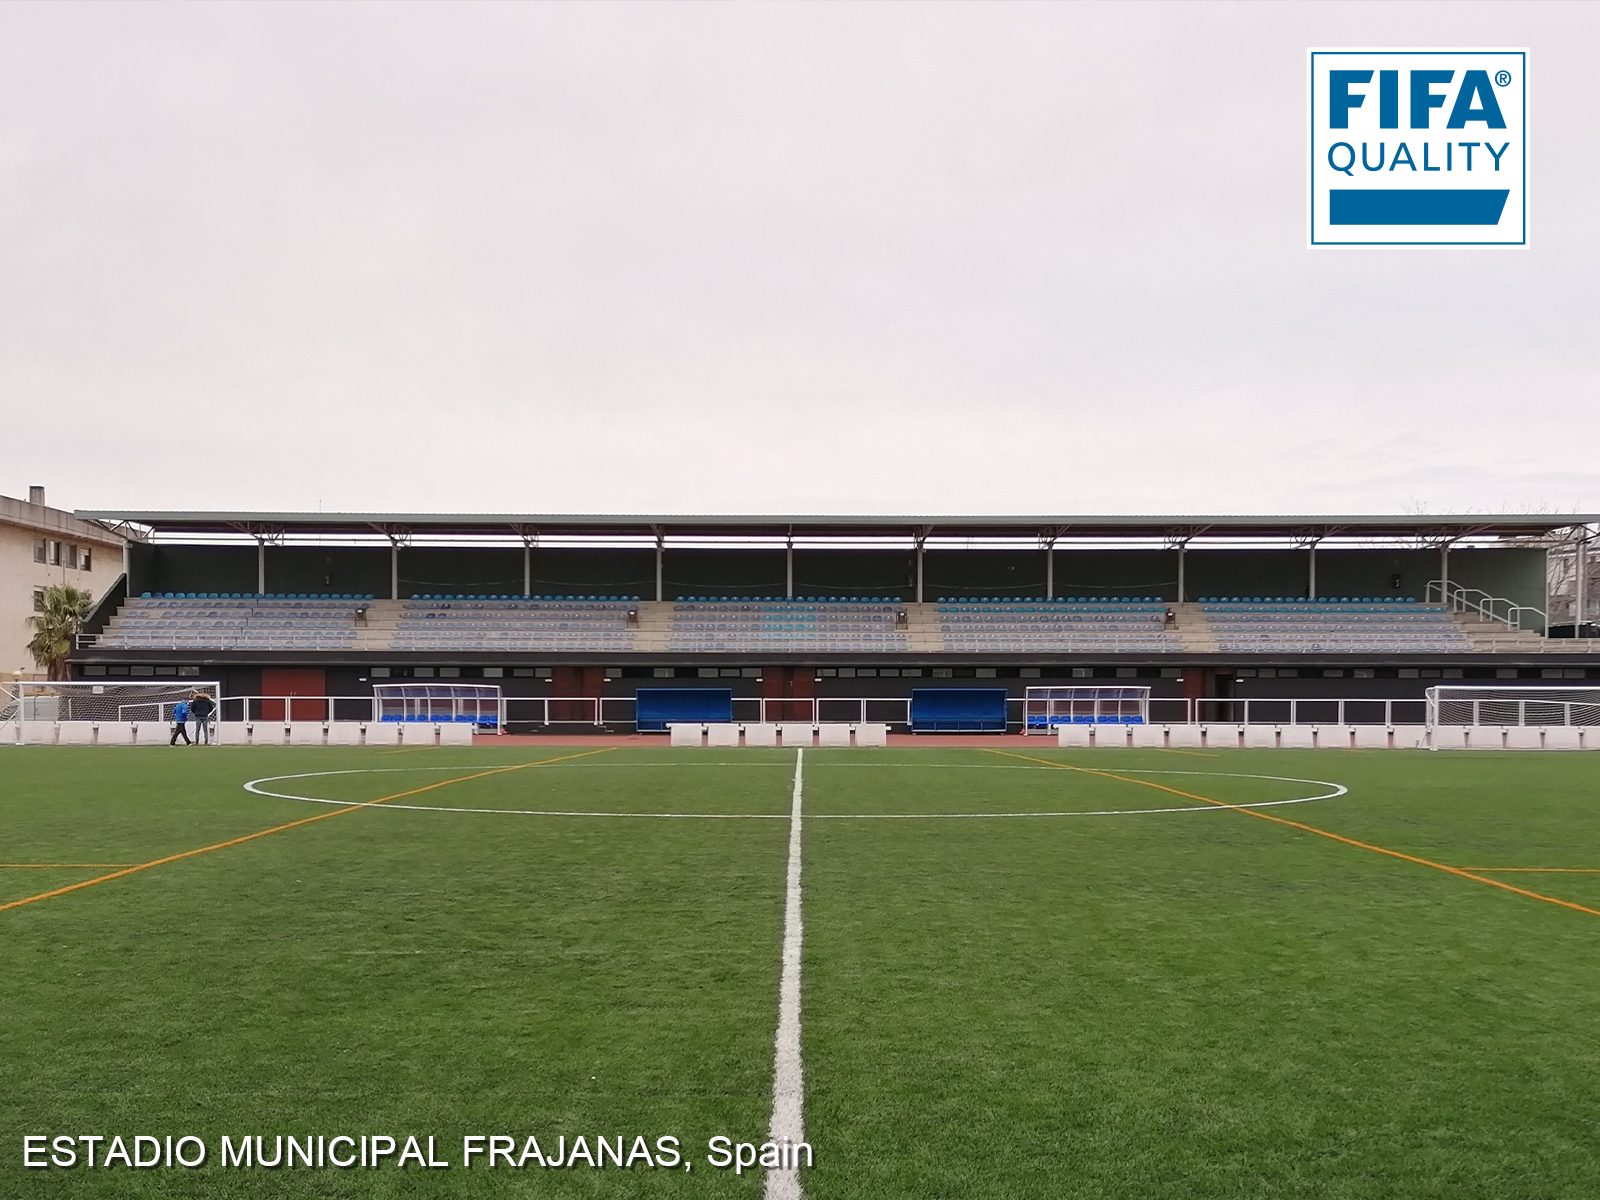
(1023, 685, 1151, 732)
(372, 683, 503, 730)
(1425, 685, 1600, 728)
(3, 680, 224, 745)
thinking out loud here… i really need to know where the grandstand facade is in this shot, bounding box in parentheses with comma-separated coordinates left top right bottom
(67, 511, 1600, 730)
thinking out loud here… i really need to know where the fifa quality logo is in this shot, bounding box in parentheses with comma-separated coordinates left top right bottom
(1308, 50, 1526, 247)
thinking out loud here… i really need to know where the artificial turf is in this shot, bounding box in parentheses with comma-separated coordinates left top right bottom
(1, 745, 1597, 1198)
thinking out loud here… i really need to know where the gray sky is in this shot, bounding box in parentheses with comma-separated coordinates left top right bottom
(2, 1, 1595, 517)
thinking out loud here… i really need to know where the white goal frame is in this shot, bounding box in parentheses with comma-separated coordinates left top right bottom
(371, 683, 504, 731)
(3, 680, 225, 745)
(1023, 685, 1151, 733)
(1425, 685, 1600, 728)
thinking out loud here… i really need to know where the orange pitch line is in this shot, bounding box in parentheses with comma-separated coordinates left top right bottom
(0, 748, 613, 916)
(987, 749, 1600, 920)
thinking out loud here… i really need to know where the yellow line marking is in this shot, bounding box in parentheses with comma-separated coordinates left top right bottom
(0, 863, 136, 870)
(1456, 867, 1600, 875)
(0, 748, 613, 916)
(1155, 747, 1219, 758)
(986, 748, 1600, 920)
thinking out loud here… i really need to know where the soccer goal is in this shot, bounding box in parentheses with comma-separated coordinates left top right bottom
(1425, 685, 1600, 728)
(1023, 685, 1151, 732)
(3, 680, 224, 745)
(372, 683, 503, 730)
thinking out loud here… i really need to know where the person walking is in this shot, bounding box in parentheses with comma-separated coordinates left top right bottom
(169, 696, 191, 746)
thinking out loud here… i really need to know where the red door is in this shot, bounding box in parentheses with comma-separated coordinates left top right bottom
(551, 667, 604, 724)
(260, 668, 328, 722)
(763, 668, 815, 722)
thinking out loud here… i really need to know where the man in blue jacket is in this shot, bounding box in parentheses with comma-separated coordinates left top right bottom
(169, 697, 191, 746)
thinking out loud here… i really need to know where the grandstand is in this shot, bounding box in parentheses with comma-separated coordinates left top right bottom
(64, 510, 1600, 733)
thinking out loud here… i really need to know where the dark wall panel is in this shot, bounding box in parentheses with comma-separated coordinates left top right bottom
(666, 550, 786, 598)
(402, 548, 524, 596)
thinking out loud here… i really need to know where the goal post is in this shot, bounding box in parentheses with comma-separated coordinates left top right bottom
(371, 683, 504, 731)
(1425, 685, 1600, 728)
(1023, 685, 1151, 732)
(4, 680, 224, 745)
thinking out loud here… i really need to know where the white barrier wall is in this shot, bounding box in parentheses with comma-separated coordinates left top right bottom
(744, 724, 780, 747)
(777, 723, 814, 747)
(854, 723, 889, 747)
(1050, 723, 1596, 750)
(669, 723, 703, 747)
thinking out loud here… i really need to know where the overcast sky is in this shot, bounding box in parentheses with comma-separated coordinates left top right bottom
(1, 1, 1595, 518)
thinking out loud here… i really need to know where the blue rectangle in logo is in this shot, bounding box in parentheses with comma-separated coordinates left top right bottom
(1329, 189, 1510, 226)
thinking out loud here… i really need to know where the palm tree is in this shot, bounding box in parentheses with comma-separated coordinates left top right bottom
(26, 585, 92, 681)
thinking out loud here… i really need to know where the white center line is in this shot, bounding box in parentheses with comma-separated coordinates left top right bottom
(764, 747, 806, 1200)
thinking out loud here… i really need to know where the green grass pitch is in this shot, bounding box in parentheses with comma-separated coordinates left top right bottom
(2, 744, 1598, 1198)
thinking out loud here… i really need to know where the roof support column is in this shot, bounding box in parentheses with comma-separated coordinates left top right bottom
(372, 524, 411, 601)
(1576, 525, 1590, 632)
(258, 539, 267, 596)
(1178, 543, 1187, 604)
(1041, 528, 1060, 599)
(654, 528, 665, 603)
(913, 527, 931, 604)
(1439, 541, 1451, 596)
(785, 534, 794, 600)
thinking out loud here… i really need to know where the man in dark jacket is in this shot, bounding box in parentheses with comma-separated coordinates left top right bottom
(189, 691, 217, 746)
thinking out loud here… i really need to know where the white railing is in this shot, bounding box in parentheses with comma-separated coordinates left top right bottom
(1426, 580, 1546, 633)
(92, 691, 1600, 734)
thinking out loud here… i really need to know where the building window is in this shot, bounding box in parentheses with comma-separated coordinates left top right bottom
(33, 539, 46, 564)
(51, 541, 62, 566)
(32, 588, 46, 612)
(64, 544, 79, 570)
(81, 548, 91, 572)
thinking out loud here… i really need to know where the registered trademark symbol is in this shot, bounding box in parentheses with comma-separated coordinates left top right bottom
(1495, 70, 1512, 86)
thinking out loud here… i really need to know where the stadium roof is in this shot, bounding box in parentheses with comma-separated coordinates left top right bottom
(76, 510, 1598, 541)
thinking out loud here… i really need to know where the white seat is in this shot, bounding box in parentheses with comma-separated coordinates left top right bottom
(1543, 727, 1583, 751)
(1163, 724, 1205, 748)
(668, 723, 704, 747)
(1320, 725, 1358, 749)
(743, 723, 779, 747)
(1277, 725, 1317, 749)
(129, 720, 167, 748)
(1502, 727, 1543, 750)
(362, 722, 401, 745)
(1383, 724, 1430, 750)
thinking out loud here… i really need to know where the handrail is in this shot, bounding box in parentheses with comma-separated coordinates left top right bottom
(1425, 580, 1546, 633)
